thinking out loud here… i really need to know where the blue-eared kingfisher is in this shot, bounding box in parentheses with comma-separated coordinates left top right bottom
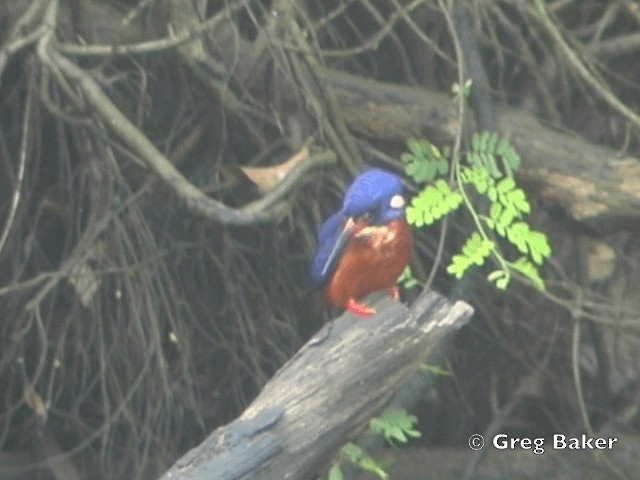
(310, 169, 411, 317)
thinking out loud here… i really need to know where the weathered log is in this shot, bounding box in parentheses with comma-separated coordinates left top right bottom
(159, 291, 473, 480)
(496, 109, 640, 227)
(329, 71, 640, 227)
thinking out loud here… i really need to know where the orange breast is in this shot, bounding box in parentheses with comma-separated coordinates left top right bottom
(324, 219, 411, 309)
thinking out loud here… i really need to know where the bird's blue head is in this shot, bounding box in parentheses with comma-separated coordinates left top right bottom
(342, 169, 405, 225)
(310, 169, 406, 287)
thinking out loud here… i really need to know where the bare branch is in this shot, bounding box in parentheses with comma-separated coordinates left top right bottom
(0, 71, 33, 257)
(160, 291, 473, 480)
(40, 47, 331, 225)
(57, 1, 251, 57)
(0, 0, 49, 81)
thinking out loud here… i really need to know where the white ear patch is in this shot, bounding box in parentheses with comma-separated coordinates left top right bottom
(390, 194, 405, 209)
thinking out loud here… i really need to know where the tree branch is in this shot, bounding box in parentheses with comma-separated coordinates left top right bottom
(39, 47, 333, 226)
(329, 71, 640, 226)
(159, 291, 473, 480)
(18, 1, 640, 226)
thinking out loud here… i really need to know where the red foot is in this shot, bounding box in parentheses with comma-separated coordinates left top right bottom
(387, 286, 400, 301)
(346, 298, 375, 317)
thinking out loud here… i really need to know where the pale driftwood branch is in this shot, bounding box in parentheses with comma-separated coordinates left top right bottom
(159, 291, 473, 480)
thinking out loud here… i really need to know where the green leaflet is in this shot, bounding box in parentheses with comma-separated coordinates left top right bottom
(396, 266, 420, 289)
(327, 463, 344, 480)
(402, 131, 551, 291)
(406, 179, 463, 227)
(511, 257, 545, 290)
(447, 233, 494, 279)
(401, 138, 449, 184)
(339, 443, 388, 480)
(470, 131, 521, 177)
(369, 409, 422, 445)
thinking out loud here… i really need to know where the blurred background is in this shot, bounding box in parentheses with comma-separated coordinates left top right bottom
(0, 1, 639, 478)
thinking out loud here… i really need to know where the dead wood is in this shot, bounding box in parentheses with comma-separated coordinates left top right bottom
(159, 291, 473, 480)
(329, 71, 640, 227)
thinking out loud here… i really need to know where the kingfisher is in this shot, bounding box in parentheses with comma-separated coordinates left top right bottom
(310, 169, 412, 317)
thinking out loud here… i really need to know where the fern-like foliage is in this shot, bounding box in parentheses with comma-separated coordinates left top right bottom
(447, 233, 494, 279)
(369, 409, 422, 445)
(406, 179, 463, 227)
(469, 131, 521, 178)
(505, 222, 551, 265)
(335, 443, 388, 480)
(401, 138, 449, 183)
(328, 409, 420, 480)
(494, 177, 530, 214)
(511, 257, 545, 290)
(460, 166, 492, 195)
(401, 134, 551, 291)
(396, 266, 420, 290)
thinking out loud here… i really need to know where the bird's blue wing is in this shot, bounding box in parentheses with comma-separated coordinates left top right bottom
(310, 169, 404, 288)
(310, 210, 345, 288)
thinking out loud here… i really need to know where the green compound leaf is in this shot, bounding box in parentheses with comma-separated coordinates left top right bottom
(506, 188, 530, 214)
(401, 139, 449, 184)
(506, 222, 529, 253)
(468, 132, 521, 178)
(505, 222, 552, 265)
(407, 138, 428, 158)
(370, 409, 422, 445)
(405, 206, 422, 227)
(496, 138, 521, 174)
(511, 257, 545, 290)
(401, 152, 436, 184)
(495, 177, 530, 217)
(498, 206, 516, 232)
(358, 457, 389, 480)
(497, 176, 515, 194)
(447, 233, 494, 279)
(485, 202, 518, 237)
(469, 132, 502, 177)
(328, 463, 344, 480)
(487, 269, 510, 290)
(340, 443, 388, 480)
(400, 132, 549, 293)
(396, 266, 420, 289)
(528, 230, 552, 265)
(405, 179, 463, 227)
(460, 166, 493, 195)
(341, 442, 364, 463)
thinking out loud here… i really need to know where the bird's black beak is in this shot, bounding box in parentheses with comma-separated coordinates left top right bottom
(320, 215, 370, 277)
(321, 218, 356, 277)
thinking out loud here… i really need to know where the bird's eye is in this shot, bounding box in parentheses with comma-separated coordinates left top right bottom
(390, 194, 405, 209)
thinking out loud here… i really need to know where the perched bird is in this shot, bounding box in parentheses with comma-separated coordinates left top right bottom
(311, 169, 411, 317)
